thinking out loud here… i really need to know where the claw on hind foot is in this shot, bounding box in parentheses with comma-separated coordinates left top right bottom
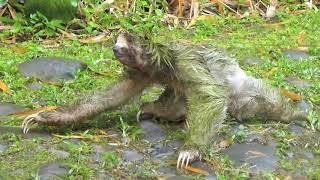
(21, 114, 40, 134)
(176, 150, 200, 169)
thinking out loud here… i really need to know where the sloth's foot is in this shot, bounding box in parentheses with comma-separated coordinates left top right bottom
(176, 149, 201, 169)
(21, 113, 43, 134)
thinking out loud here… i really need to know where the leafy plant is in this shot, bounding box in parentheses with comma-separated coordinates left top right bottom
(101, 152, 120, 169)
(118, 116, 142, 141)
(28, 12, 64, 37)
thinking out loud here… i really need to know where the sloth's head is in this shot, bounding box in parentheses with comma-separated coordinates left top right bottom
(113, 32, 175, 73)
(113, 32, 148, 71)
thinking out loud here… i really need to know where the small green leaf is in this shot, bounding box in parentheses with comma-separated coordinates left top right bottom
(0, 0, 7, 8)
(70, 0, 78, 7)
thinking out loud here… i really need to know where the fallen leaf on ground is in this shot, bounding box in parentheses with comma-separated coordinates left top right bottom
(246, 150, 267, 157)
(79, 34, 110, 44)
(205, 158, 222, 171)
(293, 46, 309, 51)
(290, 10, 306, 15)
(0, 80, 12, 95)
(12, 47, 27, 54)
(183, 165, 210, 176)
(281, 89, 302, 101)
(52, 133, 117, 142)
(0, 25, 12, 30)
(0, 6, 7, 17)
(88, 66, 114, 76)
(4, 36, 16, 44)
(12, 106, 58, 116)
(265, 67, 278, 78)
(43, 81, 64, 87)
(261, 22, 285, 28)
(41, 39, 57, 45)
(218, 139, 229, 148)
(7, 4, 16, 19)
(297, 31, 305, 45)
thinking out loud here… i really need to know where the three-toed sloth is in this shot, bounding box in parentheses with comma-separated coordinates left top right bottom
(22, 32, 306, 168)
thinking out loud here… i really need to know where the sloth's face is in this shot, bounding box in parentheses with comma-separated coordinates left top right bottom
(113, 32, 147, 71)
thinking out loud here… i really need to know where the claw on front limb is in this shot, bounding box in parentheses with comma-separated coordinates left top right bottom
(176, 149, 201, 169)
(21, 113, 42, 134)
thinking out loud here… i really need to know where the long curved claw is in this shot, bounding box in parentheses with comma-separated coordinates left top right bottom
(136, 110, 142, 122)
(176, 150, 200, 169)
(21, 114, 40, 134)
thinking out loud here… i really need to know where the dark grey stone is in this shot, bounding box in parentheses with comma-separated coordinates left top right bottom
(38, 163, 69, 180)
(96, 171, 111, 180)
(122, 150, 144, 162)
(48, 148, 70, 158)
(139, 121, 166, 143)
(243, 57, 263, 65)
(0, 127, 51, 139)
(283, 50, 311, 61)
(284, 151, 294, 159)
(151, 140, 182, 159)
(223, 143, 277, 173)
(286, 77, 311, 88)
(166, 176, 191, 180)
(246, 133, 264, 143)
(91, 144, 105, 162)
(297, 100, 311, 112)
(26, 82, 43, 90)
(158, 166, 177, 176)
(19, 57, 86, 83)
(0, 102, 28, 116)
(299, 151, 314, 160)
(288, 124, 305, 136)
(205, 175, 217, 180)
(0, 144, 7, 153)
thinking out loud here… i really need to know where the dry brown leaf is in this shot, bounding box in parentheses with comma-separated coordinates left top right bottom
(206, 158, 222, 171)
(281, 89, 302, 101)
(290, 10, 306, 15)
(12, 47, 27, 54)
(12, 106, 58, 116)
(246, 150, 267, 157)
(265, 67, 278, 78)
(4, 36, 16, 44)
(178, 0, 183, 17)
(294, 46, 309, 51)
(297, 31, 305, 45)
(184, 165, 210, 176)
(0, 25, 12, 30)
(98, 129, 108, 135)
(43, 81, 64, 87)
(218, 139, 229, 148)
(52, 134, 115, 140)
(79, 34, 110, 44)
(88, 66, 113, 76)
(261, 22, 285, 28)
(7, 4, 16, 19)
(57, 29, 75, 39)
(217, 1, 225, 16)
(210, 0, 218, 4)
(0, 80, 12, 95)
(0, 6, 7, 17)
(42, 39, 57, 45)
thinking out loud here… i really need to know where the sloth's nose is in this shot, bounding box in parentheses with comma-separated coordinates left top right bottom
(113, 46, 125, 57)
